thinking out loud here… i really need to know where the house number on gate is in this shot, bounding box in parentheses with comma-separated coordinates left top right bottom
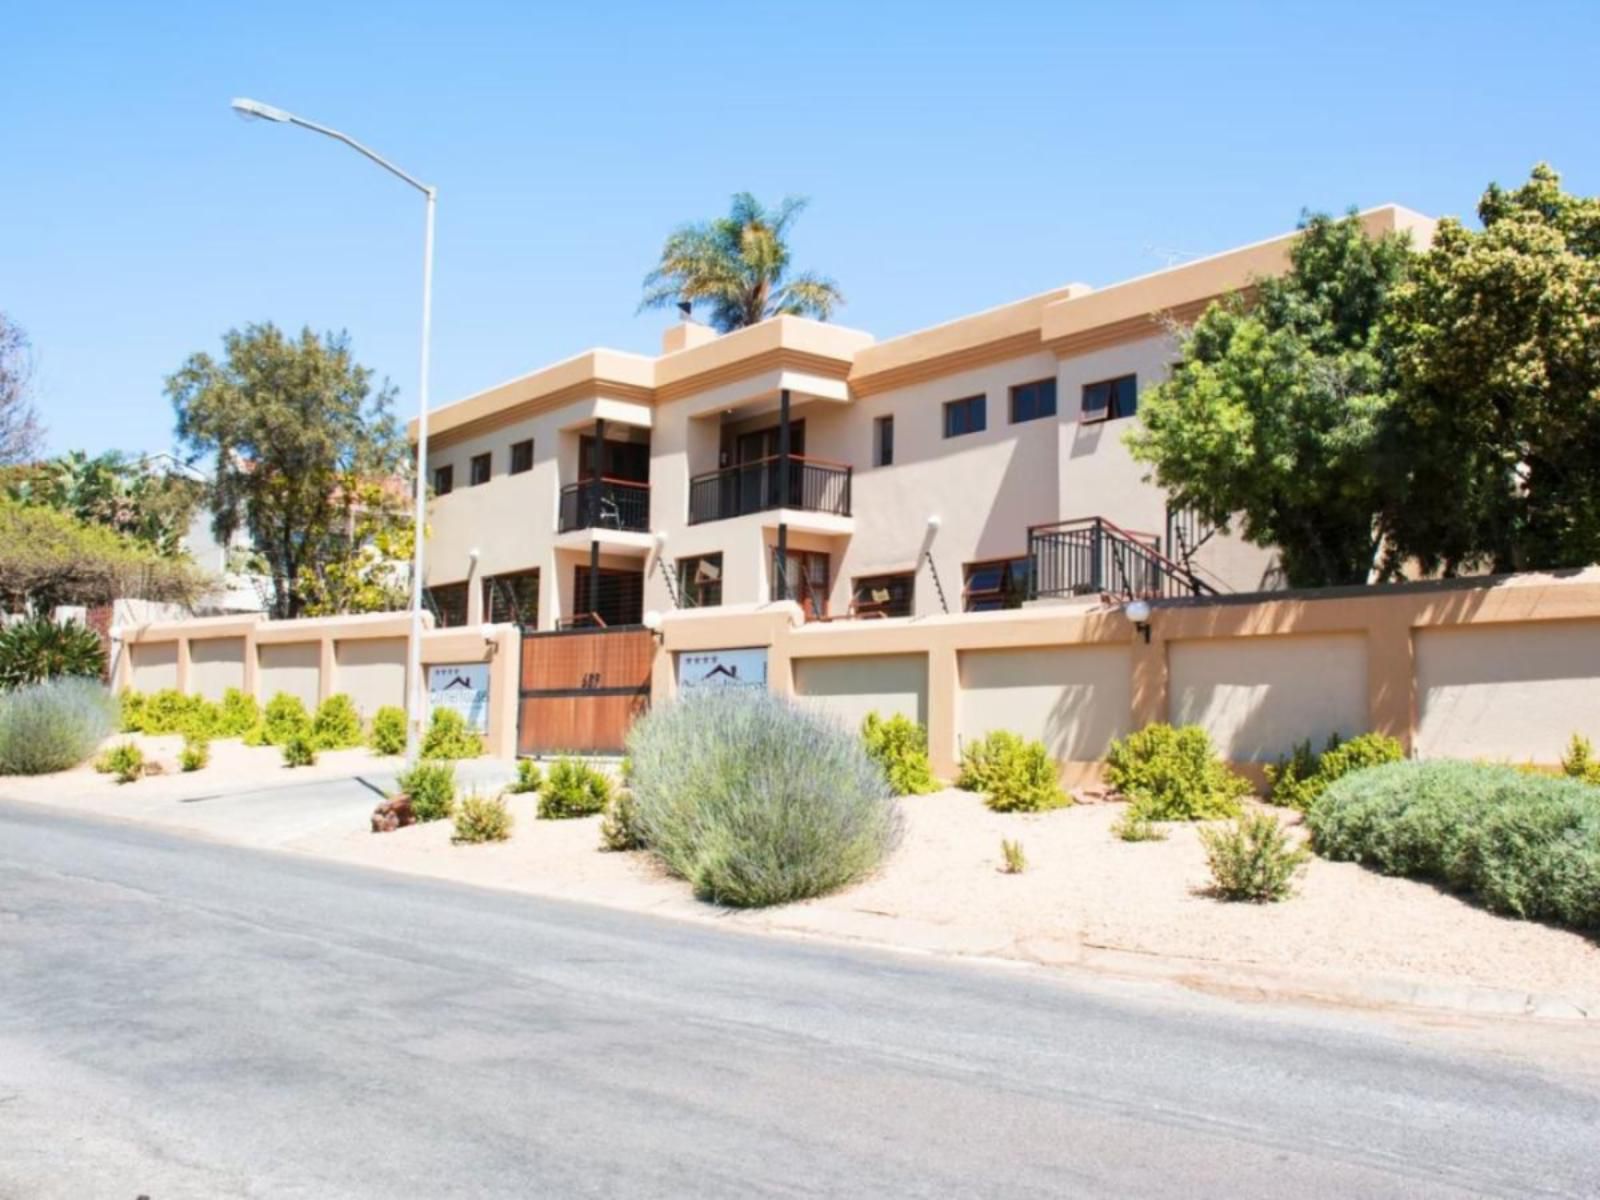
(580, 672, 601, 689)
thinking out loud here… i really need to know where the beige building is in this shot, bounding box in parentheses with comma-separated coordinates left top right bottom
(416, 206, 1434, 631)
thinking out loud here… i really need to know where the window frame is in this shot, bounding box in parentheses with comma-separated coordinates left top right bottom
(677, 553, 724, 609)
(481, 568, 539, 627)
(852, 572, 914, 619)
(509, 439, 534, 475)
(874, 414, 895, 467)
(943, 394, 987, 439)
(432, 463, 454, 496)
(1009, 377, 1058, 424)
(428, 581, 469, 627)
(961, 556, 1031, 612)
(1080, 374, 1138, 424)
(469, 452, 492, 487)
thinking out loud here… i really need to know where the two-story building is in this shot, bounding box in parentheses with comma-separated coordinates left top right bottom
(415, 205, 1434, 630)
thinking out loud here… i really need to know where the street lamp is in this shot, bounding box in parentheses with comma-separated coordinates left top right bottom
(231, 97, 437, 763)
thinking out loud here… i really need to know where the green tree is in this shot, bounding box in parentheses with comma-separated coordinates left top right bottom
(1381, 164, 1600, 575)
(0, 497, 203, 611)
(640, 193, 844, 332)
(8, 450, 202, 556)
(166, 324, 405, 618)
(0, 313, 44, 466)
(1126, 212, 1418, 587)
(295, 480, 414, 616)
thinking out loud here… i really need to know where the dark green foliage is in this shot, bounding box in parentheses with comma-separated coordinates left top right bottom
(538, 757, 612, 820)
(1308, 760, 1600, 932)
(1201, 811, 1311, 902)
(0, 677, 119, 775)
(0, 616, 106, 689)
(861, 711, 938, 796)
(453, 791, 513, 843)
(957, 730, 1070, 812)
(1105, 724, 1247, 821)
(397, 760, 456, 822)
(368, 705, 407, 756)
(507, 758, 543, 794)
(310, 692, 363, 750)
(420, 707, 481, 760)
(1268, 731, 1404, 810)
(280, 733, 317, 768)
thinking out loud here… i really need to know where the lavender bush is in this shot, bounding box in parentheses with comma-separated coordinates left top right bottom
(0, 676, 119, 775)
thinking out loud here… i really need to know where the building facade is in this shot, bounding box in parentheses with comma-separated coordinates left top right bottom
(416, 206, 1434, 630)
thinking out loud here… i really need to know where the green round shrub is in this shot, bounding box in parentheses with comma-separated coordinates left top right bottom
(0, 677, 119, 775)
(957, 730, 1069, 812)
(280, 733, 317, 768)
(0, 616, 106, 689)
(452, 791, 514, 843)
(537, 757, 612, 819)
(1268, 731, 1404, 810)
(508, 758, 543, 794)
(97, 739, 145, 784)
(420, 707, 482, 759)
(258, 692, 311, 746)
(214, 688, 261, 738)
(1105, 723, 1247, 821)
(397, 760, 456, 822)
(627, 689, 903, 907)
(861, 711, 938, 796)
(311, 693, 363, 749)
(368, 705, 407, 756)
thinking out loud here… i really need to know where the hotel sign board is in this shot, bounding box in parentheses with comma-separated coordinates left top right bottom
(677, 647, 769, 692)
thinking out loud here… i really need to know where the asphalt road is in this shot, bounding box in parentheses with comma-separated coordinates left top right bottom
(2, 800, 1596, 1199)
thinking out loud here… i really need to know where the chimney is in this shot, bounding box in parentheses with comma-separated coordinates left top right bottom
(661, 303, 718, 354)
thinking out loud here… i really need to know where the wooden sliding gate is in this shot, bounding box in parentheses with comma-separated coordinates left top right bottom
(517, 626, 653, 756)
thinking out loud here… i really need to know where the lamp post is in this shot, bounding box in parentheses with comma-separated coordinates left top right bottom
(231, 97, 437, 762)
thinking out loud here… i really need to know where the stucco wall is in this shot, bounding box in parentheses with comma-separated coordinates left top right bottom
(793, 653, 929, 729)
(334, 637, 408, 720)
(258, 642, 322, 711)
(1166, 633, 1368, 763)
(1414, 621, 1600, 763)
(957, 644, 1132, 761)
(128, 641, 179, 692)
(188, 637, 245, 701)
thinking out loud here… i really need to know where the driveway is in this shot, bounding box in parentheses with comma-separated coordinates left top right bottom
(2, 800, 1597, 1198)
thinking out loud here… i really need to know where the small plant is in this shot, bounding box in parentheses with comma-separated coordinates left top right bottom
(1560, 734, 1600, 786)
(99, 740, 145, 784)
(1111, 806, 1168, 842)
(1000, 838, 1027, 874)
(539, 757, 612, 819)
(1105, 723, 1247, 821)
(397, 760, 456, 822)
(1268, 731, 1404, 810)
(0, 677, 121, 775)
(600, 787, 645, 851)
(179, 734, 210, 772)
(1201, 811, 1310, 902)
(310, 692, 364, 750)
(0, 615, 106, 689)
(453, 790, 514, 843)
(214, 687, 260, 738)
(118, 688, 147, 733)
(280, 733, 318, 767)
(259, 692, 312, 746)
(508, 758, 543, 794)
(369, 705, 407, 756)
(420, 707, 482, 759)
(957, 730, 1068, 813)
(861, 711, 939, 796)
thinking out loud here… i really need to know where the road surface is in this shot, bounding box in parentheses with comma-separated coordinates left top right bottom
(1, 799, 1595, 1198)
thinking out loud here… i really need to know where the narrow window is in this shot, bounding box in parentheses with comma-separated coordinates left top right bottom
(482, 569, 539, 626)
(1009, 378, 1057, 424)
(677, 553, 724, 608)
(470, 452, 491, 486)
(852, 572, 914, 618)
(1081, 374, 1138, 423)
(427, 581, 469, 627)
(509, 439, 534, 475)
(874, 415, 895, 467)
(432, 464, 454, 496)
(943, 394, 987, 438)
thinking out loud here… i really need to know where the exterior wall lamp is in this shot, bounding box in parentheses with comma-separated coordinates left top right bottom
(1124, 598, 1153, 643)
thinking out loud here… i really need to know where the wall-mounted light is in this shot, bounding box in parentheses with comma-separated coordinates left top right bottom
(926, 514, 942, 532)
(1124, 598, 1152, 644)
(642, 609, 664, 640)
(653, 530, 668, 548)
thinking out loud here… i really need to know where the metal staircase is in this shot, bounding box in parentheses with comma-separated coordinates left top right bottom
(1027, 516, 1217, 601)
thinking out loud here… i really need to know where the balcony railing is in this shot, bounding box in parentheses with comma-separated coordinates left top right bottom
(558, 478, 650, 534)
(687, 454, 852, 526)
(1028, 516, 1217, 601)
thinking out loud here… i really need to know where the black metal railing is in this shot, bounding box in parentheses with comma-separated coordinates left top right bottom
(557, 478, 650, 533)
(1028, 517, 1217, 600)
(687, 455, 852, 525)
(1165, 504, 1215, 571)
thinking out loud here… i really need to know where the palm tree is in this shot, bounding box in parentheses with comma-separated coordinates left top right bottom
(640, 193, 844, 332)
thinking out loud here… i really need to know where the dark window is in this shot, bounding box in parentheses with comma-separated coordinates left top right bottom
(1010, 378, 1057, 424)
(482, 569, 539, 626)
(875, 415, 895, 467)
(677, 554, 723, 608)
(1081, 374, 1138, 423)
(775, 549, 831, 621)
(572, 566, 644, 628)
(470, 452, 491, 486)
(943, 394, 986, 438)
(428, 581, 469, 627)
(852, 572, 914, 618)
(579, 435, 649, 483)
(510, 439, 534, 475)
(962, 558, 1031, 612)
(432, 464, 454, 496)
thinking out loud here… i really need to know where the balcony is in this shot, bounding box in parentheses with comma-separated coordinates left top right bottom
(1027, 516, 1217, 600)
(558, 478, 650, 534)
(687, 455, 852, 526)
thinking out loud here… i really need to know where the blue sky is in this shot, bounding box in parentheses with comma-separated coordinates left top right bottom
(5, 1, 1597, 458)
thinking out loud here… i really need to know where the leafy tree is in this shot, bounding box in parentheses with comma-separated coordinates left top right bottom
(295, 481, 414, 616)
(0, 498, 203, 611)
(166, 324, 406, 618)
(8, 450, 202, 556)
(0, 313, 44, 465)
(1127, 212, 1418, 587)
(640, 193, 843, 332)
(1380, 164, 1600, 575)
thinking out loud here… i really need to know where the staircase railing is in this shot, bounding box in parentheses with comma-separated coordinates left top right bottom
(1028, 517, 1217, 600)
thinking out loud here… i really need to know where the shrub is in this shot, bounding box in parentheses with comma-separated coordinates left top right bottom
(1269, 731, 1404, 810)
(135, 688, 217, 738)
(1201, 811, 1310, 902)
(538, 757, 612, 819)
(98, 739, 145, 784)
(179, 734, 210, 772)
(1308, 760, 1600, 932)
(280, 733, 317, 767)
(214, 688, 260, 738)
(508, 758, 543, 794)
(627, 688, 903, 907)
(420, 707, 482, 759)
(118, 688, 147, 733)
(957, 730, 1069, 813)
(453, 791, 514, 843)
(310, 692, 363, 750)
(397, 760, 456, 822)
(861, 711, 938, 796)
(259, 692, 311, 746)
(600, 788, 644, 851)
(0, 616, 106, 689)
(369, 705, 407, 756)
(1111, 807, 1167, 842)
(1105, 723, 1247, 821)
(0, 677, 120, 775)
(1561, 734, 1600, 786)
(1000, 838, 1027, 874)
